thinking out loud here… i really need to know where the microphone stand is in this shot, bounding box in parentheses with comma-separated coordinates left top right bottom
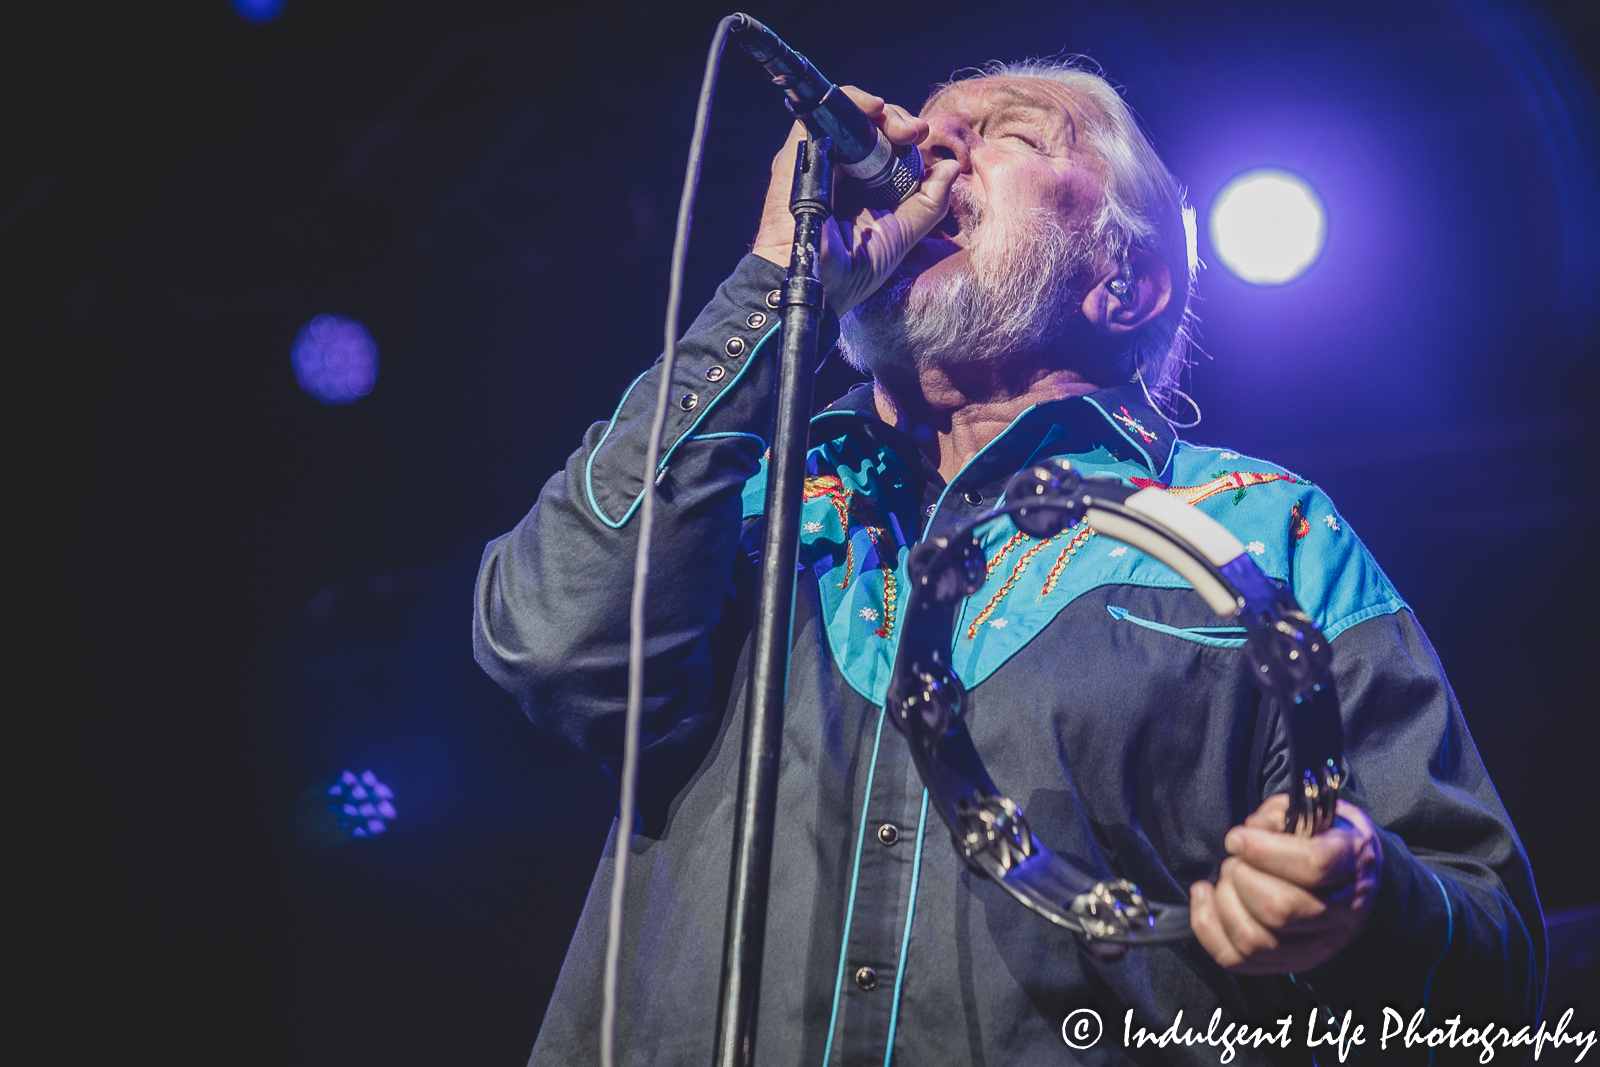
(711, 134, 834, 1067)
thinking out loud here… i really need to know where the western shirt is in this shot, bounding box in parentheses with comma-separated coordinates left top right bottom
(473, 255, 1542, 1065)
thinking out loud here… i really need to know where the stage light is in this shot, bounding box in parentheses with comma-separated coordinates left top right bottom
(1208, 170, 1326, 284)
(326, 769, 397, 837)
(291, 314, 379, 405)
(230, 0, 284, 22)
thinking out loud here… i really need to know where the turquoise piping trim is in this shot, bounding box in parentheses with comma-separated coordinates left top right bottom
(822, 706, 889, 1067)
(684, 430, 768, 447)
(1319, 598, 1412, 644)
(1105, 605, 1248, 648)
(882, 788, 929, 1067)
(1421, 869, 1454, 1067)
(581, 367, 649, 528)
(921, 402, 1046, 542)
(582, 321, 781, 528)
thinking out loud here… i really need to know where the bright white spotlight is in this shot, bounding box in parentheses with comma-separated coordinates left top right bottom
(1209, 169, 1325, 284)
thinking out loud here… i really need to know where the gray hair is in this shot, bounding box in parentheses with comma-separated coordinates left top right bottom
(931, 59, 1198, 407)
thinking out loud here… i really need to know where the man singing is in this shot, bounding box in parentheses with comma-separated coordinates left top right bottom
(474, 61, 1541, 1065)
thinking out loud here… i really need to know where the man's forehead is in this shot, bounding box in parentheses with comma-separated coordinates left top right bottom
(922, 76, 1083, 125)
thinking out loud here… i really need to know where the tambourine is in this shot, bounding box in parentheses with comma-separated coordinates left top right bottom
(886, 458, 1345, 956)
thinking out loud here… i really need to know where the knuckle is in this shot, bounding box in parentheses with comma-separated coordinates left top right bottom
(1258, 892, 1295, 929)
(1236, 923, 1277, 956)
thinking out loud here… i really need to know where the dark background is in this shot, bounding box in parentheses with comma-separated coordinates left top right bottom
(20, 0, 1596, 1061)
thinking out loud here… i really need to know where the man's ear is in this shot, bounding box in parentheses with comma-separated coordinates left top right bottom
(1080, 248, 1173, 336)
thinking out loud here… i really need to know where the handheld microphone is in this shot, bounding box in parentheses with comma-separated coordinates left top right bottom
(730, 13, 923, 209)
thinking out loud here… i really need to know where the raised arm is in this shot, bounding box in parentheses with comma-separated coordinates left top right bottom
(472, 90, 960, 815)
(472, 253, 784, 791)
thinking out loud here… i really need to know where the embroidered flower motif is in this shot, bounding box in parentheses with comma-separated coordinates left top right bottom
(1246, 540, 1266, 556)
(1112, 405, 1159, 444)
(1290, 502, 1310, 541)
(1323, 514, 1341, 532)
(803, 521, 823, 534)
(858, 607, 879, 623)
(803, 473, 900, 637)
(989, 618, 1008, 629)
(1220, 451, 1240, 460)
(1108, 545, 1128, 558)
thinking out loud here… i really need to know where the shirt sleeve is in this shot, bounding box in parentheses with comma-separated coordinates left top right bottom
(472, 255, 785, 820)
(1278, 607, 1545, 1038)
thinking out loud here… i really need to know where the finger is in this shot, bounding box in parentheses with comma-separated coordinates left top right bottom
(1212, 869, 1282, 961)
(838, 86, 929, 145)
(1334, 798, 1380, 840)
(1188, 881, 1247, 969)
(1225, 824, 1360, 889)
(850, 156, 960, 257)
(879, 102, 928, 146)
(1225, 856, 1333, 934)
(1243, 794, 1290, 831)
(837, 85, 885, 119)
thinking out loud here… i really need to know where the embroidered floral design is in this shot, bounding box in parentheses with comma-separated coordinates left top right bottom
(876, 575, 898, 640)
(803, 521, 823, 534)
(984, 530, 1030, 577)
(1040, 524, 1098, 597)
(964, 523, 1101, 639)
(967, 535, 1058, 638)
(1323, 514, 1340, 532)
(1131, 469, 1306, 507)
(1220, 451, 1240, 460)
(1113, 405, 1159, 444)
(803, 473, 901, 638)
(1290, 501, 1310, 541)
(859, 606, 879, 623)
(1246, 540, 1266, 556)
(1109, 545, 1128, 558)
(804, 474, 854, 587)
(989, 618, 1008, 629)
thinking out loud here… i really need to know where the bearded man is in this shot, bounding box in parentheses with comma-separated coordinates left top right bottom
(474, 62, 1541, 1066)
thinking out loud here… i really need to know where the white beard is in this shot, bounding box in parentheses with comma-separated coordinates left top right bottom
(837, 185, 1095, 375)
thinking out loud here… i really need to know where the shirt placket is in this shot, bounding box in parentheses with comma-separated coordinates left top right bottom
(825, 711, 926, 1067)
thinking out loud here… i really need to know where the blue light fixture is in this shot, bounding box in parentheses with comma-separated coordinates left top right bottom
(230, 0, 284, 23)
(291, 314, 379, 405)
(327, 769, 397, 837)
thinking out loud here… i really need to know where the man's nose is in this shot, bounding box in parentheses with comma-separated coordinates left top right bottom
(919, 114, 975, 174)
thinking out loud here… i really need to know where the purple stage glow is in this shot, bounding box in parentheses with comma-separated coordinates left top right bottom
(230, 0, 284, 23)
(291, 314, 379, 405)
(327, 769, 396, 837)
(1209, 169, 1326, 285)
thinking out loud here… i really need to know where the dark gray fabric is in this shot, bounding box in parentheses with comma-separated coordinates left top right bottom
(473, 255, 1542, 1065)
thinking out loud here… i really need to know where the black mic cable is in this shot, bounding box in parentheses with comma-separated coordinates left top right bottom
(731, 13, 923, 208)
(605, 17, 920, 1067)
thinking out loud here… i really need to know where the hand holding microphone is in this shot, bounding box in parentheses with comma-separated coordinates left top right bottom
(737, 16, 965, 316)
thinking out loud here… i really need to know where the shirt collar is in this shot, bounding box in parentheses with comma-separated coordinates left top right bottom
(809, 381, 1178, 483)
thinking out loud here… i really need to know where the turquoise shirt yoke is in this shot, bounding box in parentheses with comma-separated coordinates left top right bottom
(740, 399, 1408, 706)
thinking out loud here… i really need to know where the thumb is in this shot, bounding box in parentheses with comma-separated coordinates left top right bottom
(893, 158, 962, 241)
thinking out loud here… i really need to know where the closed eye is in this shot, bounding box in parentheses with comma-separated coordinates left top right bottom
(995, 126, 1045, 150)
